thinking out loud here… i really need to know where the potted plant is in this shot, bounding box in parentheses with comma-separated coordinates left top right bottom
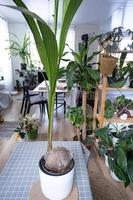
(15, 114, 39, 140)
(98, 27, 124, 75)
(104, 95, 133, 119)
(96, 124, 133, 187)
(107, 51, 128, 87)
(66, 33, 101, 140)
(66, 106, 84, 140)
(7, 32, 31, 69)
(22, 114, 39, 140)
(15, 80, 21, 91)
(127, 61, 133, 88)
(4, 0, 83, 199)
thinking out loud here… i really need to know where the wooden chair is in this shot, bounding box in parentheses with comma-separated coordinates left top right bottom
(24, 85, 48, 119)
(20, 81, 39, 115)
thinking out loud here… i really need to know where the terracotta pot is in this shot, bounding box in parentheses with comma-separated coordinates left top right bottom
(99, 54, 118, 75)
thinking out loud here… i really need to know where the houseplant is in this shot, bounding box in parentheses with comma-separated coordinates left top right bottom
(66, 34, 101, 140)
(15, 114, 39, 140)
(98, 27, 124, 75)
(7, 32, 31, 69)
(66, 106, 84, 140)
(104, 95, 133, 119)
(3, 0, 83, 199)
(107, 51, 128, 87)
(96, 124, 133, 187)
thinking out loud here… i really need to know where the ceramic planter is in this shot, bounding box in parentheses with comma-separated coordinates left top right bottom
(105, 154, 109, 167)
(27, 128, 38, 140)
(39, 157, 75, 200)
(99, 54, 118, 75)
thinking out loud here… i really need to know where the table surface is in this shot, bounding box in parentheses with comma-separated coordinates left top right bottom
(0, 141, 92, 200)
(34, 81, 68, 93)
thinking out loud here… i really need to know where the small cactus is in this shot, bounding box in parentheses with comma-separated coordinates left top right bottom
(44, 147, 73, 172)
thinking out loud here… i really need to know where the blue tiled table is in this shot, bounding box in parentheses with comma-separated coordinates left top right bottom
(0, 141, 92, 200)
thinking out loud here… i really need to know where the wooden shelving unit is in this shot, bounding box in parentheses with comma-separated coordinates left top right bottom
(93, 75, 133, 129)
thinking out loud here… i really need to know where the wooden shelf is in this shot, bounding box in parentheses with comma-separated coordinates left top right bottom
(96, 114, 133, 124)
(98, 85, 133, 91)
(93, 74, 133, 129)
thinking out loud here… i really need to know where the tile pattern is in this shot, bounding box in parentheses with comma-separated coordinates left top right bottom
(0, 141, 92, 200)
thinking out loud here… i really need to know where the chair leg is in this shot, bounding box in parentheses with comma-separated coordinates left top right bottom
(20, 98, 25, 114)
(23, 99, 28, 116)
(45, 101, 48, 116)
(27, 103, 31, 114)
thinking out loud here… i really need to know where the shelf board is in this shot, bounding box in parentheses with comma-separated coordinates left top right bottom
(96, 114, 133, 123)
(98, 85, 133, 91)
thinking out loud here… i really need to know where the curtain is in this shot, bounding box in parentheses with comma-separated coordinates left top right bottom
(0, 17, 13, 91)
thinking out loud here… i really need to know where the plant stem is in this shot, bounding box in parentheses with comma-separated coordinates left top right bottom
(47, 89, 56, 151)
(82, 90, 87, 140)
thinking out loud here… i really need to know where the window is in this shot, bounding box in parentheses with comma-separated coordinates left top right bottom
(29, 26, 75, 69)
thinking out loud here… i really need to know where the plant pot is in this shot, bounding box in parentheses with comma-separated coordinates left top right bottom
(99, 54, 118, 75)
(112, 136, 118, 146)
(105, 154, 109, 167)
(110, 170, 122, 182)
(27, 128, 38, 140)
(39, 156, 75, 200)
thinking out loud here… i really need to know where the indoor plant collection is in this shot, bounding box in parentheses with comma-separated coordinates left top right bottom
(96, 124, 133, 187)
(4, 0, 84, 199)
(15, 114, 40, 140)
(66, 33, 101, 140)
(98, 27, 133, 76)
(105, 95, 133, 119)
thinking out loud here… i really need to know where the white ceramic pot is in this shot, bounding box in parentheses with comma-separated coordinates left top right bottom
(39, 157, 75, 200)
(105, 154, 109, 167)
(112, 136, 118, 146)
(110, 170, 122, 182)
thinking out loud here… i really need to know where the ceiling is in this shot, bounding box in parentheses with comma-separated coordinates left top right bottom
(0, 0, 132, 25)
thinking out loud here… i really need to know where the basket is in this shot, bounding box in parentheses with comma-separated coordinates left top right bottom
(99, 54, 118, 75)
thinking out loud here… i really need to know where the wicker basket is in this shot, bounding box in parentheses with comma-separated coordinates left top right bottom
(99, 54, 118, 75)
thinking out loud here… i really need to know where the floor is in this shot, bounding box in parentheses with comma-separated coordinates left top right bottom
(0, 92, 133, 200)
(2, 93, 75, 141)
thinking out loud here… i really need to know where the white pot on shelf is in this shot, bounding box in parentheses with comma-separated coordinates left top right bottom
(105, 154, 109, 167)
(39, 157, 75, 200)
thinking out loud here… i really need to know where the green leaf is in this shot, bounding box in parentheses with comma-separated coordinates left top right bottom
(59, 0, 83, 58)
(87, 51, 101, 63)
(117, 147, 127, 172)
(127, 159, 133, 182)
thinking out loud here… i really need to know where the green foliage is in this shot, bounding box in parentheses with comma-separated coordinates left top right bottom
(96, 124, 133, 187)
(66, 34, 101, 91)
(66, 107, 84, 128)
(104, 95, 133, 119)
(7, 33, 31, 64)
(105, 99, 116, 119)
(4, 0, 83, 149)
(108, 52, 128, 87)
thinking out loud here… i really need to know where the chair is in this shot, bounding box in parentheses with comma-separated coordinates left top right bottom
(23, 85, 48, 118)
(20, 81, 39, 115)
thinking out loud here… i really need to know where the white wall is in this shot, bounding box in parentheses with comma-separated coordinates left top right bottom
(75, 24, 100, 52)
(8, 23, 29, 86)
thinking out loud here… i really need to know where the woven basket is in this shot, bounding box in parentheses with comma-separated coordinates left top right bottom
(99, 54, 118, 75)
